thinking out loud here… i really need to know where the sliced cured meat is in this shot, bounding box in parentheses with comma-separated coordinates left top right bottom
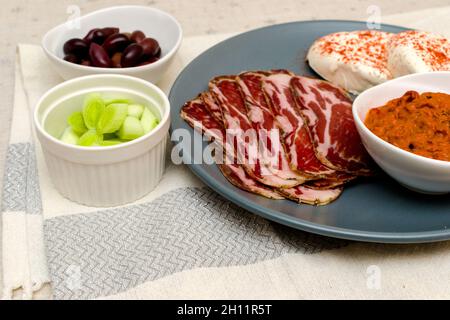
(181, 97, 283, 199)
(179, 69, 375, 206)
(200, 91, 223, 123)
(210, 76, 301, 188)
(236, 71, 307, 186)
(262, 71, 335, 177)
(180, 96, 224, 143)
(278, 185, 343, 205)
(197, 87, 303, 190)
(305, 172, 356, 190)
(209, 76, 257, 166)
(218, 164, 284, 200)
(290, 76, 372, 175)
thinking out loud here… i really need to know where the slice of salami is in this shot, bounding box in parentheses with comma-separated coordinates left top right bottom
(305, 172, 356, 190)
(290, 76, 372, 175)
(210, 76, 302, 188)
(262, 71, 335, 177)
(218, 164, 284, 200)
(236, 71, 307, 186)
(180, 96, 224, 143)
(181, 96, 284, 200)
(200, 91, 223, 123)
(278, 185, 343, 205)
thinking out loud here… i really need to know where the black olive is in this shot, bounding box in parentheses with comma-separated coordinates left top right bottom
(63, 38, 89, 58)
(102, 33, 130, 55)
(89, 43, 112, 68)
(121, 43, 144, 68)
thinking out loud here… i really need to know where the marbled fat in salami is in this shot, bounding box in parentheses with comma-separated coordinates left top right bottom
(210, 76, 303, 188)
(236, 71, 307, 186)
(278, 185, 343, 205)
(262, 71, 335, 176)
(180, 96, 224, 144)
(181, 97, 284, 199)
(290, 76, 372, 175)
(200, 91, 223, 123)
(305, 172, 356, 190)
(217, 164, 285, 200)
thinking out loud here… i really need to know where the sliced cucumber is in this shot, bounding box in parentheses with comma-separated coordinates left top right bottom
(140, 107, 159, 134)
(104, 98, 131, 105)
(117, 116, 144, 140)
(103, 133, 118, 140)
(60, 127, 80, 145)
(60, 94, 156, 147)
(78, 129, 103, 146)
(67, 111, 88, 135)
(96, 103, 128, 134)
(100, 139, 123, 146)
(127, 104, 145, 119)
(82, 93, 105, 129)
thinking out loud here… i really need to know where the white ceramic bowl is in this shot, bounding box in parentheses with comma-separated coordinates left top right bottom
(34, 74, 170, 207)
(353, 71, 450, 194)
(42, 6, 182, 83)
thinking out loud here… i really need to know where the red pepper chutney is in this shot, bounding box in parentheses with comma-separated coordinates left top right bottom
(365, 91, 450, 162)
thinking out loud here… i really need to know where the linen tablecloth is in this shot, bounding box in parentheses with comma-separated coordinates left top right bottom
(2, 7, 450, 299)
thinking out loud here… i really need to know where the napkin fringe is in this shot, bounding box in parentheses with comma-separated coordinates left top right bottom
(1, 211, 50, 300)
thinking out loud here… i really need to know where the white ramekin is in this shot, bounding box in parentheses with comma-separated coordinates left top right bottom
(353, 71, 450, 194)
(34, 74, 170, 207)
(42, 5, 183, 83)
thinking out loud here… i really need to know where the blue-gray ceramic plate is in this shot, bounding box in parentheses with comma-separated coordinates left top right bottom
(169, 20, 450, 243)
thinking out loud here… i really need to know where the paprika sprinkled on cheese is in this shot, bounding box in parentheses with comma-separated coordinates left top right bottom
(388, 31, 450, 71)
(365, 91, 450, 162)
(316, 30, 393, 75)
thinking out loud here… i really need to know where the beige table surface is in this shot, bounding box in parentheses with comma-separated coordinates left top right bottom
(2, 0, 450, 299)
